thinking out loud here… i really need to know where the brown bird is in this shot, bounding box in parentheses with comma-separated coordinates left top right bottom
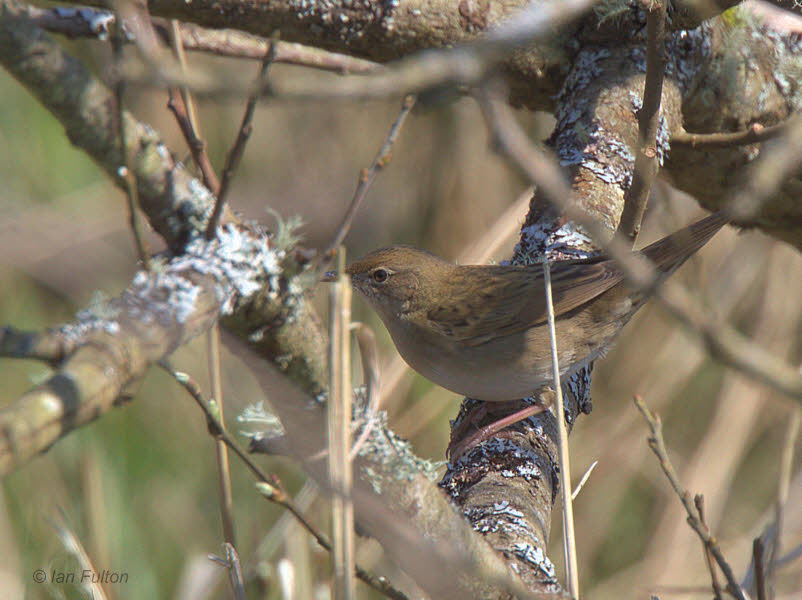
(344, 213, 727, 403)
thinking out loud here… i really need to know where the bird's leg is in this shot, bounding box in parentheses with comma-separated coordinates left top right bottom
(447, 401, 488, 450)
(447, 398, 550, 461)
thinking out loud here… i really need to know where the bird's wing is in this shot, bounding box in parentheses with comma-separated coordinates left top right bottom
(424, 259, 624, 346)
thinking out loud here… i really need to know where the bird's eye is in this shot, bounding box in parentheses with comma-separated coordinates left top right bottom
(371, 268, 389, 283)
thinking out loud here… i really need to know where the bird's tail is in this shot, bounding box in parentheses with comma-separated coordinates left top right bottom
(639, 211, 729, 275)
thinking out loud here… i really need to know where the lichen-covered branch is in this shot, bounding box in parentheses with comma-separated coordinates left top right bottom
(0, 223, 318, 475)
(665, 19, 802, 248)
(51, 0, 587, 109)
(0, 4, 328, 395)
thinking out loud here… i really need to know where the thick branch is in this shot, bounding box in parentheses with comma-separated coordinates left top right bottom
(51, 0, 592, 109)
(0, 263, 220, 474)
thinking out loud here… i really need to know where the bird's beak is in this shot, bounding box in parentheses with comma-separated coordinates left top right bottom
(321, 270, 338, 282)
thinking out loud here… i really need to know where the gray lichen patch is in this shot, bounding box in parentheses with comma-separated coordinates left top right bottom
(58, 292, 121, 345)
(286, 0, 399, 41)
(173, 222, 300, 317)
(349, 386, 441, 493)
(512, 219, 597, 264)
(510, 541, 558, 583)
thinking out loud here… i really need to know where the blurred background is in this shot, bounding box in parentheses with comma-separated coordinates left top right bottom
(0, 34, 800, 600)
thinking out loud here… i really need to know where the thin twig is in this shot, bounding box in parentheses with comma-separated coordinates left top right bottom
(110, 6, 151, 269)
(168, 18, 240, 559)
(167, 88, 220, 192)
(170, 22, 379, 73)
(165, 25, 222, 211)
(753, 538, 767, 600)
(159, 362, 409, 600)
(321, 95, 416, 260)
(633, 395, 747, 600)
(617, 0, 668, 243)
(694, 495, 724, 600)
(206, 38, 278, 239)
(543, 260, 579, 599)
(671, 120, 793, 149)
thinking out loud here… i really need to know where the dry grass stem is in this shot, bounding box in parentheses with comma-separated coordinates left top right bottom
(544, 260, 579, 599)
(223, 543, 247, 600)
(770, 408, 800, 578)
(349, 322, 381, 459)
(328, 249, 356, 600)
(208, 325, 238, 549)
(571, 460, 598, 501)
(50, 511, 109, 600)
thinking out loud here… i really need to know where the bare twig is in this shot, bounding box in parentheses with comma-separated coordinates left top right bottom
(206, 38, 277, 238)
(321, 95, 416, 260)
(694, 495, 724, 600)
(159, 362, 409, 600)
(110, 6, 151, 268)
(170, 22, 379, 73)
(167, 88, 220, 192)
(671, 120, 793, 149)
(726, 115, 802, 221)
(753, 538, 767, 600)
(165, 20, 221, 194)
(543, 260, 579, 599)
(55, 0, 595, 102)
(633, 395, 747, 600)
(618, 0, 668, 243)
